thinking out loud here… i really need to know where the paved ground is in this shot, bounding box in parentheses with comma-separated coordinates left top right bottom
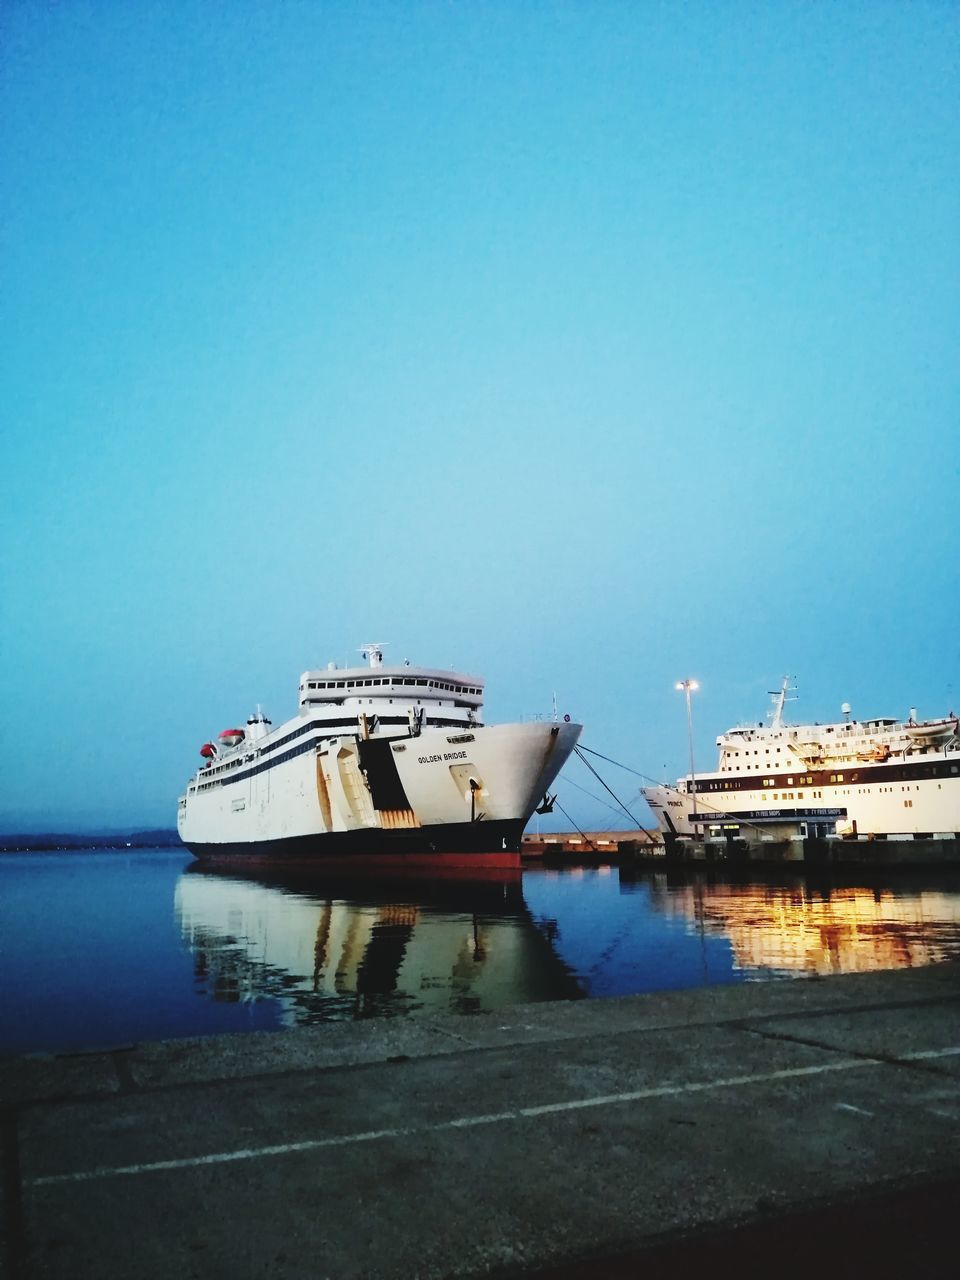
(2, 962, 959, 1279)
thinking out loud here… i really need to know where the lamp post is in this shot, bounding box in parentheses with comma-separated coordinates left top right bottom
(676, 679, 699, 833)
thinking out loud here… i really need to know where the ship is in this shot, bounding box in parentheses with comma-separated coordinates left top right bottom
(177, 644, 582, 868)
(643, 679, 960, 842)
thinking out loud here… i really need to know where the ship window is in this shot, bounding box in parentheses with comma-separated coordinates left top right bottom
(336, 682, 344, 688)
(787, 777, 793, 785)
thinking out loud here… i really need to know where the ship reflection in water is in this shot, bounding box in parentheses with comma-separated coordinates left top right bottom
(175, 866, 583, 1023)
(639, 872, 960, 978)
(176, 862, 960, 1025)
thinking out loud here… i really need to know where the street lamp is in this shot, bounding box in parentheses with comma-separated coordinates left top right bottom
(676, 679, 699, 832)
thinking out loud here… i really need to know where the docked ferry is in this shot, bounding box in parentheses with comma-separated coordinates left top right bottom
(177, 645, 581, 868)
(644, 680, 960, 841)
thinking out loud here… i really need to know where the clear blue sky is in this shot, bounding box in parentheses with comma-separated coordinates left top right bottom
(2, 1, 958, 830)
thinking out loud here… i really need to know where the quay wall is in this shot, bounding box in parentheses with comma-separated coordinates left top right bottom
(524, 830, 960, 867)
(4, 961, 959, 1279)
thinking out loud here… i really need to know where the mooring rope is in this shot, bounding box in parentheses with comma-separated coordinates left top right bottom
(572, 746, 657, 843)
(550, 799, 599, 853)
(572, 743, 772, 840)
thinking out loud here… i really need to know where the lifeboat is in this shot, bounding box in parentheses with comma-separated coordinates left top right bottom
(218, 728, 246, 749)
(905, 720, 957, 745)
(199, 743, 216, 759)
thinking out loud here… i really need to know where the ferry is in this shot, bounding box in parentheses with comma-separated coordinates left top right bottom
(644, 680, 960, 842)
(177, 645, 582, 868)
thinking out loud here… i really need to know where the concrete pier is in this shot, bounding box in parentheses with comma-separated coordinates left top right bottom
(523, 831, 960, 867)
(3, 962, 959, 1278)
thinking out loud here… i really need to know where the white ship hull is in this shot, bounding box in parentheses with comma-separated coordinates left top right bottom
(645, 760, 960, 841)
(179, 716, 581, 867)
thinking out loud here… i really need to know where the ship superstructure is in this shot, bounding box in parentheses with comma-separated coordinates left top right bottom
(178, 645, 581, 867)
(644, 680, 959, 842)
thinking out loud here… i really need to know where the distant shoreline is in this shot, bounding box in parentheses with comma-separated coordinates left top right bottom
(0, 830, 183, 852)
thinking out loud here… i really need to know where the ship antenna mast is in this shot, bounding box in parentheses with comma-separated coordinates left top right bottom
(359, 643, 387, 669)
(768, 676, 797, 730)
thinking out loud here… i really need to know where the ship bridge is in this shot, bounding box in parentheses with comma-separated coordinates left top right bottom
(299, 647, 484, 714)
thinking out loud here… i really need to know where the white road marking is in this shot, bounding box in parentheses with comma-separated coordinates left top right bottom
(834, 1102, 876, 1117)
(905, 1047, 960, 1062)
(27, 1045, 960, 1189)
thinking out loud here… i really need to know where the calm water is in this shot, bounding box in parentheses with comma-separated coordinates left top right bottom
(3, 849, 960, 1057)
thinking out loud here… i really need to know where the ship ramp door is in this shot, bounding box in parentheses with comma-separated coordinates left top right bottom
(358, 738, 415, 817)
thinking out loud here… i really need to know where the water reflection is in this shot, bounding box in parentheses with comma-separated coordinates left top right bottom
(175, 863, 960, 1028)
(628, 869, 960, 977)
(175, 866, 583, 1024)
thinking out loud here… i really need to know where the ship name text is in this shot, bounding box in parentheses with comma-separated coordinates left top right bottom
(418, 750, 468, 764)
